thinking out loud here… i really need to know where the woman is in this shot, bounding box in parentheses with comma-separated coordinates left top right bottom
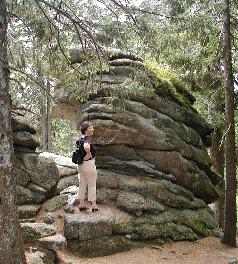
(76, 121, 99, 212)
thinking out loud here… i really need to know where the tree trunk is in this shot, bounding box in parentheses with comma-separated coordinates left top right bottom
(0, 1, 26, 263)
(210, 127, 225, 229)
(209, 85, 225, 229)
(45, 80, 52, 151)
(41, 80, 52, 151)
(222, 0, 237, 247)
(38, 60, 51, 152)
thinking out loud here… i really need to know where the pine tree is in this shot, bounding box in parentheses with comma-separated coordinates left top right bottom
(222, 0, 237, 247)
(0, 0, 26, 262)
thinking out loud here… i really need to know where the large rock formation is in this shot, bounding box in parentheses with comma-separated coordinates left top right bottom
(12, 114, 70, 263)
(12, 113, 80, 213)
(52, 48, 222, 257)
(12, 113, 60, 207)
(11, 49, 222, 261)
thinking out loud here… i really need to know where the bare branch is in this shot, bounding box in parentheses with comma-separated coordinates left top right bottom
(130, 6, 171, 19)
(11, 106, 40, 117)
(33, 0, 87, 78)
(108, 0, 139, 28)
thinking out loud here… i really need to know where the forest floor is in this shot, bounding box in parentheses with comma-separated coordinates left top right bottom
(34, 206, 238, 264)
(57, 236, 238, 264)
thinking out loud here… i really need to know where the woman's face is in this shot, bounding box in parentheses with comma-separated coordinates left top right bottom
(85, 125, 94, 136)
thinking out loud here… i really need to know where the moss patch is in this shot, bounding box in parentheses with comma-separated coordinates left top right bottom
(144, 60, 195, 108)
(177, 208, 217, 236)
(132, 222, 198, 241)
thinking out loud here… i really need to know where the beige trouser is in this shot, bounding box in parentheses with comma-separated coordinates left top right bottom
(78, 159, 97, 202)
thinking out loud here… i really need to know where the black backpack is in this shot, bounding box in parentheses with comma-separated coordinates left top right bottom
(72, 137, 86, 164)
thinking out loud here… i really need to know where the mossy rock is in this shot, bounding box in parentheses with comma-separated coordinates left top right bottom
(144, 60, 195, 106)
(18, 205, 41, 219)
(132, 222, 198, 241)
(112, 222, 135, 235)
(21, 223, 56, 242)
(138, 208, 217, 237)
(44, 195, 68, 212)
(16, 185, 46, 205)
(127, 207, 216, 238)
(177, 208, 217, 236)
(116, 191, 165, 214)
(67, 236, 140, 257)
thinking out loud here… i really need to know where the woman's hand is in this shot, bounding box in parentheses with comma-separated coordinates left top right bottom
(84, 142, 92, 160)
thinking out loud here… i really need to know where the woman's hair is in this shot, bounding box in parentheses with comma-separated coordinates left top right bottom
(80, 121, 91, 135)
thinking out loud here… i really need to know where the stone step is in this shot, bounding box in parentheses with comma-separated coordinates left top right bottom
(21, 222, 56, 242)
(37, 234, 67, 251)
(18, 204, 41, 219)
(43, 195, 68, 212)
(64, 205, 137, 257)
(64, 205, 132, 241)
(25, 248, 56, 264)
(67, 235, 139, 258)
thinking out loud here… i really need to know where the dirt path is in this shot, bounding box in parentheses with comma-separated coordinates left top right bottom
(58, 237, 238, 264)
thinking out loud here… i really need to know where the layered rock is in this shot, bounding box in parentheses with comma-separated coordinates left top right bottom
(25, 249, 56, 264)
(58, 48, 221, 256)
(12, 48, 222, 259)
(12, 115, 79, 212)
(14, 151, 60, 206)
(23, 222, 66, 264)
(12, 112, 69, 264)
(12, 112, 40, 152)
(12, 115, 78, 218)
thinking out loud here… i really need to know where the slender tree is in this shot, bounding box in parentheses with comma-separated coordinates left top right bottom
(210, 126, 225, 228)
(0, 0, 26, 263)
(41, 80, 52, 151)
(222, 0, 237, 247)
(209, 87, 225, 229)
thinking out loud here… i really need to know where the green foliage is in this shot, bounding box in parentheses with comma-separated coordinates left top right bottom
(52, 119, 76, 157)
(8, 0, 238, 158)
